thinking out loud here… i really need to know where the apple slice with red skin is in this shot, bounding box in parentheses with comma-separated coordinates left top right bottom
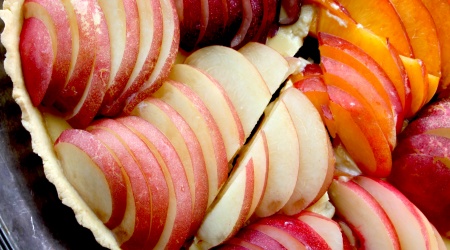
(250, 215, 331, 249)
(97, 0, 139, 111)
(321, 55, 396, 149)
(52, 0, 97, 113)
(185, 45, 271, 140)
(87, 127, 155, 246)
(193, 159, 255, 249)
(280, 88, 334, 215)
(353, 176, 433, 249)
(230, 0, 264, 49)
(247, 224, 308, 249)
(65, 1, 111, 128)
(168, 64, 245, 162)
(231, 228, 287, 249)
(327, 85, 392, 177)
(54, 129, 127, 230)
(390, 154, 450, 237)
(100, 0, 164, 116)
(177, 0, 202, 51)
(130, 97, 208, 236)
(19, 16, 53, 107)
(117, 116, 193, 250)
(398, 116, 450, 141)
(222, 238, 264, 250)
(238, 42, 290, 95)
(20, 0, 72, 106)
(123, 0, 179, 115)
(88, 119, 169, 249)
(318, 32, 404, 133)
(197, 0, 227, 47)
(253, 99, 300, 218)
(329, 177, 401, 250)
(296, 211, 344, 250)
(253, 0, 277, 43)
(152, 80, 228, 207)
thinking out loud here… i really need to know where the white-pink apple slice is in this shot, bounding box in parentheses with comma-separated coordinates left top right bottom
(54, 129, 127, 230)
(185, 45, 271, 139)
(254, 99, 300, 218)
(353, 176, 433, 250)
(97, 0, 139, 108)
(297, 211, 344, 250)
(432, 225, 448, 250)
(118, 116, 193, 250)
(21, 0, 72, 106)
(152, 80, 228, 207)
(168, 63, 245, 161)
(123, 0, 180, 114)
(415, 206, 441, 250)
(247, 223, 307, 249)
(328, 177, 400, 250)
(280, 87, 334, 215)
(131, 97, 208, 236)
(193, 159, 255, 249)
(238, 42, 290, 94)
(88, 119, 169, 249)
(100, 0, 163, 116)
(65, 1, 111, 128)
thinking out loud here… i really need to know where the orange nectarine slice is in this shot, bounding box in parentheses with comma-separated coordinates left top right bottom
(399, 56, 429, 118)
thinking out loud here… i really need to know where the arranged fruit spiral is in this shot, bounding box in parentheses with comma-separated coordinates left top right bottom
(1, 0, 450, 249)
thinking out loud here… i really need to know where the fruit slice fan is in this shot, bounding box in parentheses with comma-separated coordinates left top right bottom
(1, 0, 449, 249)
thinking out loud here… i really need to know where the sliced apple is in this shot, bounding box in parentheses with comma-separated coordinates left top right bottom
(399, 116, 450, 141)
(238, 42, 290, 94)
(297, 211, 344, 250)
(197, 0, 227, 47)
(280, 88, 334, 215)
(254, 99, 300, 217)
(21, 0, 72, 106)
(123, 0, 180, 114)
(97, 0, 139, 111)
(328, 177, 400, 249)
(178, 0, 202, 51)
(130, 97, 208, 236)
(246, 224, 308, 249)
(230, 0, 264, 49)
(185, 45, 271, 139)
(54, 129, 127, 230)
(88, 119, 169, 248)
(117, 116, 193, 250)
(100, 0, 164, 116)
(353, 176, 433, 249)
(168, 63, 245, 161)
(232, 228, 288, 249)
(152, 80, 228, 207)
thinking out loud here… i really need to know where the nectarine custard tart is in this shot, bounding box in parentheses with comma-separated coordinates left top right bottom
(1, 0, 450, 249)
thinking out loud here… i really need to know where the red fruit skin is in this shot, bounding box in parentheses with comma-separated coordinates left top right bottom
(389, 154, 450, 236)
(19, 17, 53, 106)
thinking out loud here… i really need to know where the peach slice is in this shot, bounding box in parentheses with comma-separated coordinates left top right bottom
(152, 80, 228, 207)
(168, 64, 245, 161)
(123, 0, 180, 114)
(130, 98, 208, 236)
(327, 85, 392, 177)
(308, 1, 411, 115)
(334, 0, 413, 57)
(318, 32, 404, 133)
(54, 129, 127, 230)
(353, 176, 433, 249)
(419, 0, 450, 93)
(389, 0, 441, 78)
(118, 116, 193, 250)
(328, 177, 400, 250)
(321, 56, 396, 149)
(238, 42, 290, 94)
(280, 88, 334, 215)
(293, 75, 330, 120)
(399, 56, 429, 118)
(185, 45, 271, 139)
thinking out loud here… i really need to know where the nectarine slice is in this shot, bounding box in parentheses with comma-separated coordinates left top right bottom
(399, 56, 429, 118)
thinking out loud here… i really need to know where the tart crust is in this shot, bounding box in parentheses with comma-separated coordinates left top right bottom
(0, 1, 119, 249)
